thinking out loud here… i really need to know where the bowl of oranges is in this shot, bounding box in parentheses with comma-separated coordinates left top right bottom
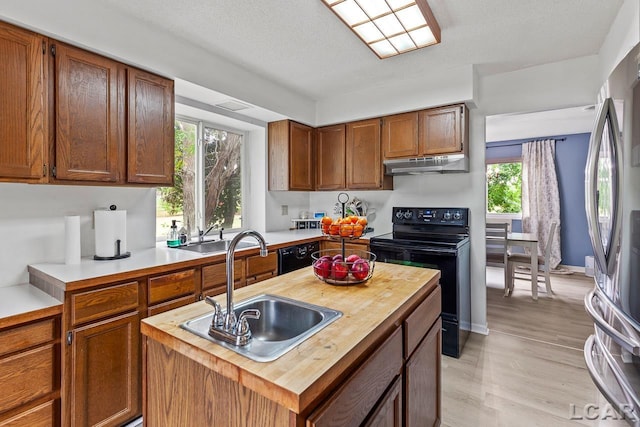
(320, 216, 368, 238)
(312, 249, 376, 285)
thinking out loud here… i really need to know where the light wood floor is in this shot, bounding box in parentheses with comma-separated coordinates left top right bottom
(440, 267, 629, 426)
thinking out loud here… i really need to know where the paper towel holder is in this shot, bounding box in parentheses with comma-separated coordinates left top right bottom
(93, 239, 131, 261)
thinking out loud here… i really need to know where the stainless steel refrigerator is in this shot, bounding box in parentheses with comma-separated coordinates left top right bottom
(584, 96, 640, 425)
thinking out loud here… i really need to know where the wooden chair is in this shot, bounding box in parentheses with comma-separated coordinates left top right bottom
(486, 223, 509, 290)
(506, 222, 557, 298)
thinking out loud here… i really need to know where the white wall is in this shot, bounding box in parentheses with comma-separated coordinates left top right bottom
(0, 184, 156, 287)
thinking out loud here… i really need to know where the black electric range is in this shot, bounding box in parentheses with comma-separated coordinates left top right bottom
(370, 207, 471, 358)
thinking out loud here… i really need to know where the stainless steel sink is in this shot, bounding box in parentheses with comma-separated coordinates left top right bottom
(180, 294, 342, 362)
(177, 240, 257, 254)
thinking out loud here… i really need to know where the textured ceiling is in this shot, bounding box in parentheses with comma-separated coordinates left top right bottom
(102, 0, 624, 101)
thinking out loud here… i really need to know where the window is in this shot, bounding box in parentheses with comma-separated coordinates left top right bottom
(486, 162, 522, 214)
(156, 118, 243, 240)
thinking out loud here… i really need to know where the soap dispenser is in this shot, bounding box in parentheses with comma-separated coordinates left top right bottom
(167, 220, 181, 248)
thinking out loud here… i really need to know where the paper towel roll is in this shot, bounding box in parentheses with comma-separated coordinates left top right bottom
(65, 215, 81, 265)
(94, 210, 127, 258)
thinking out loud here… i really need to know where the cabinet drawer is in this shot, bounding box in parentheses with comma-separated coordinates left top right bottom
(307, 327, 402, 427)
(0, 318, 58, 357)
(202, 260, 243, 291)
(148, 294, 197, 317)
(148, 269, 196, 305)
(71, 281, 139, 326)
(404, 286, 441, 359)
(246, 252, 277, 278)
(0, 399, 58, 427)
(0, 344, 56, 414)
(245, 271, 275, 286)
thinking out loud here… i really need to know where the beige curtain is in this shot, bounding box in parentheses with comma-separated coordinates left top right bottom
(521, 139, 562, 268)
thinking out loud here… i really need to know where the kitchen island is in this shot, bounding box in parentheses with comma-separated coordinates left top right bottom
(141, 262, 441, 427)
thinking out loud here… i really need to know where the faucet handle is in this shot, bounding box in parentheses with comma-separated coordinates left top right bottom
(205, 297, 224, 328)
(234, 309, 260, 336)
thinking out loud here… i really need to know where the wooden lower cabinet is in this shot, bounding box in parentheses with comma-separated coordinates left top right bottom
(321, 240, 369, 253)
(0, 315, 61, 427)
(245, 252, 277, 286)
(68, 311, 141, 427)
(364, 376, 403, 427)
(64, 280, 143, 427)
(202, 259, 244, 296)
(405, 318, 441, 427)
(307, 327, 403, 427)
(143, 282, 441, 427)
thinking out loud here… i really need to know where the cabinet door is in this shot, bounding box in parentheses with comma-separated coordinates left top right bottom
(54, 42, 124, 182)
(127, 68, 174, 185)
(289, 121, 314, 191)
(245, 252, 278, 286)
(202, 259, 244, 296)
(382, 112, 419, 159)
(419, 105, 464, 155)
(346, 119, 383, 189)
(316, 124, 345, 190)
(0, 22, 45, 180)
(405, 318, 441, 427)
(363, 376, 402, 427)
(308, 327, 402, 427)
(69, 311, 141, 427)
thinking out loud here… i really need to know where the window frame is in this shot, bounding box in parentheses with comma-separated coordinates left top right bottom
(485, 157, 523, 219)
(196, 119, 246, 234)
(156, 115, 246, 241)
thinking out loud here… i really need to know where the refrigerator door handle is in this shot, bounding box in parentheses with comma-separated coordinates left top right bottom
(584, 335, 640, 423)
(585, 98, 623, 277)
(585, 288, 640, 356)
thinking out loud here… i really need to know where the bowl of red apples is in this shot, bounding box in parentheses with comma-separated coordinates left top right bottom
(311, 249, 376, 285)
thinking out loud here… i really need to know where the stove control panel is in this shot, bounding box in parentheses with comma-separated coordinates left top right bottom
(392, 207, 468, 226)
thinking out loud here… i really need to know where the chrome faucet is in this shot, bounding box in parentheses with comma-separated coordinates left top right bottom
(205, 230, 268, 346)
(197, 226, 224, 243)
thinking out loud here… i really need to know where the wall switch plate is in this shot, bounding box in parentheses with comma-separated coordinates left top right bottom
(281, 205, 288, 215)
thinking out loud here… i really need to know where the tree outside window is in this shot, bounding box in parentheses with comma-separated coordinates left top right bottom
(156, 119, 243, 240)
(486, 162, 522, 214)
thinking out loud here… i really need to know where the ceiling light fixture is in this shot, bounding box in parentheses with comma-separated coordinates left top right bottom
(321, 0, 441, 59)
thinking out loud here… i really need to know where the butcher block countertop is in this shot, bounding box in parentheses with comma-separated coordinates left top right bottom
(141, 262, 440, 414)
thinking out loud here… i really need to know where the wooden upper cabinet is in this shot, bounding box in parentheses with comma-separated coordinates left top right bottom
(418, 104, 467, 156)
(289, 121, 314, 190)
(268, 120, 314, 191)
(316, 124, 346, 190)
(53, 42, 124, 182)
(127, 67, 174, 185)
(382, 112, 419, 160)
(346, 118, 391, 190)
(0, 22, 46, 181)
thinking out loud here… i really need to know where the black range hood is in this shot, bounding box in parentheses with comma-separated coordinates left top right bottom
(383, 153, 469, 175)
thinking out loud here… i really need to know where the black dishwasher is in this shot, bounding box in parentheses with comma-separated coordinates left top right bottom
(277, 241, 319, 275)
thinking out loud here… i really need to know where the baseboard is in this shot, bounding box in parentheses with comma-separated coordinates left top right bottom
(470, 322, 489, 335)
(557, 264, 586, 274)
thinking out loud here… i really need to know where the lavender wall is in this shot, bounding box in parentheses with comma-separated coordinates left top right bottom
(486, 133, 594, 267)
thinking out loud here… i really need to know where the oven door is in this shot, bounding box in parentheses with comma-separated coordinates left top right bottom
(370, 241, 460, 319)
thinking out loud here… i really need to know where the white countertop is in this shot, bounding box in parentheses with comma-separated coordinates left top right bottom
(0, 283, 62, 320)
(29, 229, 326, 284)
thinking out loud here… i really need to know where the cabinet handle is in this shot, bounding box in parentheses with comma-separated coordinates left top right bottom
(66, 331, 73, 345)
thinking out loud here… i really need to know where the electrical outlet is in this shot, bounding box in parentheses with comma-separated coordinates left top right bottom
(281, 205, 288, 215)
